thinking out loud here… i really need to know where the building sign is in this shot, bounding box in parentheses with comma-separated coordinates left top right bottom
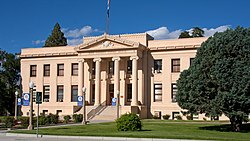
(77, 96, 83, 106)
(23, 93, 30, 106)
(17, 98, 22, 106)
(112, 97, 117, 106)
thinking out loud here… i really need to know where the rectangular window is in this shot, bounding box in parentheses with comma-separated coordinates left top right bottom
(154, 84, 162, 102)
(43, 85, 50, 102)
(71, 85, 78, 102)
(171, 83, 177, 102)
(171, 59, 180, 72)
(57, 64, 64, 76)
(172, 112, 180, 120)
(127, 60, 132, 74)
(154, 60, 162, 73)
(42, 110, 48, 116)
(30, 65, 37, 77)
(57, 85, 64, 102)
(92, 84, 95, 103)
(44, 64, 50, 76)
(190, 58, 195, 66)
(72, 63, 78, 76)
(109, 61, 114, 75)
(127, 84, 132, 102)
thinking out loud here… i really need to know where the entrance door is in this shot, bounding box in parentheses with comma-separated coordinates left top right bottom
(108, 84, 114, 105)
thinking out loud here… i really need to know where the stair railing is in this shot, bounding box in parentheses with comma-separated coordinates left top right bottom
(87, 101, 106, 120)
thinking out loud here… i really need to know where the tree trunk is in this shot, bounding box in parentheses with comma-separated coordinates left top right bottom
(230, 117, 242, 132)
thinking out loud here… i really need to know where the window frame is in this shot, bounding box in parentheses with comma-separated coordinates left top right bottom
(127, 84, 132, 102)
(127, 60, 132, 74)
(171, 83, 177, 102)
(57, 64, 64, 76)
(57, 85, 64, 102)
(171, 59, 180, 73)
(43, 85, 50, 102)
(30, 65, 37, 77)
(71, 63, 78, 76)
(71, 85, 78, 102)
(43, 64, 50, 76)
(154, 60, 162, 73)
(154, 84, 162, 102)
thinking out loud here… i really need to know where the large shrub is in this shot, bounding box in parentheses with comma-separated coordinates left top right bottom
(162, 114, 170, 120)
(49, 114, 59, 124)
(73, 114, 83, 123)
(64, 115, 71, 123)
(116, 113, 142, 131)
(19, 117, 29, 128)
(1, 116, 14, 128)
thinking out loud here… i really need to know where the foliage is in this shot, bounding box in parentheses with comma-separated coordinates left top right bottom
(162, 114, 170, 120)
(44, 22, 67, 47)
(178, 31, 191, 38)
(186, 115, 193, 120)
(176, 27, 250, 131)
(0, 116, 14, 128)
(73, 114, 83, 123)
(175, 115, 182, 120)
(48, 113, 59, 124)
(0, 50, 20, 116)
(116, 113, 142, 131)
(179, 27, 204, 38)
(64, 115, 71, 123)
(152, 115, 161, 119)
(19, 117, 29, 128)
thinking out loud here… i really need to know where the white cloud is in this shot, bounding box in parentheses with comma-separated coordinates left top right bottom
(63, 26, 99, 38)
(146, 25, 230, 40)
(146, 27, 182, 40)
(32, 40, 45, 45)
(67, 38, 83, 46)
(202, 25, 230, 37)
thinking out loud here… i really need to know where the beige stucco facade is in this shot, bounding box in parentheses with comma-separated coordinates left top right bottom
(20, 33, 228, 120)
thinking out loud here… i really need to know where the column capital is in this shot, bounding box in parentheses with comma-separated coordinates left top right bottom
(112, 57, 121, 61)
(77, 58, 85, 63)
(93, 58, 102, 62)
(130, 56, 139, 60)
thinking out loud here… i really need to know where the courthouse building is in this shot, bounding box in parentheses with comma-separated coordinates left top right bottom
(20, 33, 217, 120)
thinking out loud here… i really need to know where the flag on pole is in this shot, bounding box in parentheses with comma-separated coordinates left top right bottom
(107, 0, 111, 17)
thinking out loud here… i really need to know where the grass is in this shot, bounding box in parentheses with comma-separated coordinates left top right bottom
(11, 120, 250, 141)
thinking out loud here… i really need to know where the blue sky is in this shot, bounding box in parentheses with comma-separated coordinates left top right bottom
(0, 0, 249, 54)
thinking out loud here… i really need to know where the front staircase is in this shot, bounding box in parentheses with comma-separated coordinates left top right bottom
(90, 106, 117, 121)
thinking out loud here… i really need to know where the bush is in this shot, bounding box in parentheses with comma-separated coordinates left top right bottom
(186, 115, 193, 120)
(73, 114, 83, 123)
(162, 114, 170, 120)
(19, 117, 29, 128)
(49, 114, 59, 124)
(38, 116, 47, 125)
(152, 115, 161, 119)
(2, 116, 14, 128)
(64, 115, 71, 123)
(116, 113, 142, 131)
(175, 115, 182, 120)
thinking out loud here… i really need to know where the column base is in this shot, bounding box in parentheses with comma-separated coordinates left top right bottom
(27, 125, 33, 130)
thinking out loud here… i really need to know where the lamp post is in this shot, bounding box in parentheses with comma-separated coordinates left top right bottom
(117, 90, 120, 119)
(82, 87, 86, 125)
(28, 81, 34, 130)
(14, 91, 18, 120)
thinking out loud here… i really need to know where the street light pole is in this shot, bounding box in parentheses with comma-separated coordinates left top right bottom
(14, 91, 18, 120)
(82, 87, 86, 125)
(28, 81, 34, 130)
(117, 90, 120, 119)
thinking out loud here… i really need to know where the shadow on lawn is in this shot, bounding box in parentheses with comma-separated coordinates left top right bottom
(199, 123, 250, 133)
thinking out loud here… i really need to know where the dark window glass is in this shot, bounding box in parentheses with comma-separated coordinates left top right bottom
(57, 85, 64, 102)
(92, 84, 95, 103)
(72, 63, 78, 76)
(71, 85, 78, 102)
(44, 64, 50, 76)
(30, 65, 37, 77)
(109, 61, 114, 75)
(57, 64, 64, 76)
(171, 84, 177, 102)
(127, 84, 132, 102)
(171, 59, 180, 72)
(154, 84, 162, 102)
(154, 60, 162, 73)
(43, 85, 50, 102)
(127, 60, 132, 74)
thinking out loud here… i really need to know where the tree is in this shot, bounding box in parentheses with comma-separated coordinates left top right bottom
(176, 27, 250, 132)
(192, 27, 204, 37)
(44, 22, 67, 47)
(179, 31, 192, 38)
(0, 50, 20, 116)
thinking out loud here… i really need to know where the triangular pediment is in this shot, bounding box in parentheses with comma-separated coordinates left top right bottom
(75, 34, 140, 52)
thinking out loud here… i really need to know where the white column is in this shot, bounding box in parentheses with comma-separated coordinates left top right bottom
(94, 58, 101, 106)
(78, 59, 84, 97)
(112, 57, 120, 98)
(130, 56, 139, 106)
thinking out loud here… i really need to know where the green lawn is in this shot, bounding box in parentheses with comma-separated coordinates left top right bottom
(11, 120, 250, 141)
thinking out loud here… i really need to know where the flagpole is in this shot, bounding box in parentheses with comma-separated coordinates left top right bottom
(106, 0, 110, 34)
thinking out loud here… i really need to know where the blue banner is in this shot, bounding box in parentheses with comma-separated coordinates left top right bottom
(77, 96, 83, 106)
(23, 93, 30, 106)
(17, 98, 22, 106)
(112, 97, 117, 106)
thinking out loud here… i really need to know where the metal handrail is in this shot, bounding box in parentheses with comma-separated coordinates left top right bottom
(87, 101, 106, 120)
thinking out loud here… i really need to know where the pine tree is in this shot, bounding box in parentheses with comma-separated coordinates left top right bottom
(44, 23, 67, 47)
(178, 31, 192, 38)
